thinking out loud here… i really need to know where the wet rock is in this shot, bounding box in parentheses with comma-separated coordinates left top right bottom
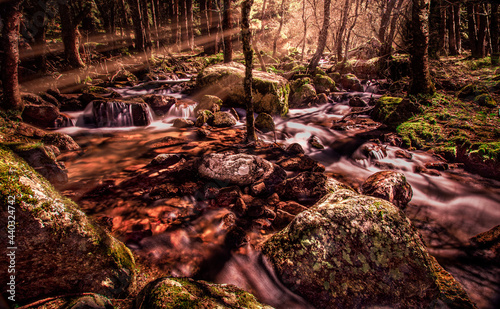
(21, 92, 48, 106)
(308, 135, 325, 149)
(255, 113, 275, 133)
(61, 97, 87, 111)
(22, 103, 61, 128)
(172, 118, 194, 128)
(474, 94, 497, 108)
(414, 165, 441, 176)
(262, 189, 453, 309)
(229, 107, 240, 121)
(199, 153, 286, 193)
(194, 94, 222, 114)
(143, 94, 177, 116)
(54, 113, 74, 128)
(286, 143, 305, 155)
(395, 149, 413, 159)
(0, 148, 136, 303)
(39, 92, 61, 108)
(8, 143, 69, 184)
(197, 62, 289, 115)
(276, 154, 325, 172)
(135, 277, 273, 309)
(469, 225, 500, 261)
(84, 100, 152, 127)
(279, 172, 351, 205)
(150, 154, 181, 167)
(360, 171, 413, 209)
(42, 132, 80, 151)
(212, 186, 243, 209)
(112, 69, 138, 83)
(211, 111, 237, 127)
(313, 74, 337, 93)
(348, 96, 368, 107)
(197, 128, 211, 138)
(316, 93, 330, 104)
(340, 73, 363, 91)
(373, 97, 421, 129)
(425, 162, 449, 171)
(290, 83, 317, 108)
(27, 293, 113, 309)
(352, 141, 387, 160)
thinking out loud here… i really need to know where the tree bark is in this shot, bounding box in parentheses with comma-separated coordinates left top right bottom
(223, 0, 233, 62)
(0, 0, 23, 111)
(187, 0, 194, 50)
(410, 0, 434, 95)
(128, 0, 147, 51)
(477, 4, 487, 58)
(468, 3, 482, 58)
(58, 2, 85, 68)
(428, 0, 444, 59)
(491, 4, 499, 65)
(272, 0, 286, 58)
(447, 4, 457, 55)
(454, 3, 461, 53)
(301, 0, 308, 61)
(308, 0, 332, 71)
(242, 0, 257, 142)
(335, 0, 350, 62)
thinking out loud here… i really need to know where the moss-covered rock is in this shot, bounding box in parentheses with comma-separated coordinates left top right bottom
(0, 147, 136, 304)
(474, 94, 497, 108)
(41, 132, 80, 151)
(340, 73, 363, 91)
(196, 62, 290, 115)
(262, 189, 472, 308)
(25, 293, 114, 309)
(313, 74, 337, 93)
(372, 96, 422, 129)
(135, 277, 273, 309)
(21, 102, 61, 128)
(255, 113, 275, 133)
(195, 95, 223, 114)
(289, 84, 317, 108)
(211, 111, 237, 127)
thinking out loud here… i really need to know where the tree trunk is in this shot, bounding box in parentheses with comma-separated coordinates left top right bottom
(477, 4, 487, 58)
(0, 0, 23, 111)
(242, 0, 257, 142)
(301, 0, 307, 61)
(187, 0, 194, 50)
(272, 0, 286, 58)
(468, 3, 481, 58)
(140, 0, 152, 52)
(454, 3, 461, 53)
(223, 0, 233, 62)
(58, 2, 85, 68)
(308, 0, 332, 71)
(447, 4, 457, 55)
(335, 0, 350, 62)
(128, 0, 147, 51)
(173, 0, 180, 47)
(410, 0, 434, 95)
(491, 4, 499, 65)
(428, 0, 444, 59)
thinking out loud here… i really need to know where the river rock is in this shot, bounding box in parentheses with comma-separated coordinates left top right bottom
(255, 113, 275, 133)
(135, 277, 273, 309)
(42, 132, 80, 151)
(261, 189, 447, 308)
(313, 74, 337, 93)
(8, 143, 69, 184)
(22, 103, 61, 128)
(340, 73, 363, 91)
(199, 153, 286, 196)
(372, 97, 421, 129)
(308, 135, 325, 149)
(286, 143, 305, 155)
(196, 62, 290, 115)
(172, 118, 194, 128)
(143, 94, 177, 116)
(150, 154, 181, 167)
(211, 111, 237, 127)
(278, 172, 350, 205)
(349, 96, 368, 107)
(82, 100, 152, 127)
(276, 154, 325, 172)
(290, 83, 317, 108)
(360, 171, 413, 209)
(352, 141, 387, 160)
(194, 94, 222, 114)
(0, 148, 136, 303)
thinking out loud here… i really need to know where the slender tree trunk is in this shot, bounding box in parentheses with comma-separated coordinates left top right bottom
(33, 15, 47, 72)
(301, 0, 307, 61)
(260, 0, 267, 32)
(128, 0, 147, 51)
(140, 0, 152, 52)
(58, 2, 85, 68)
(151, 0, 160, 49)
(272, 0, 286, 58)
(384, 0, 405, 57)
(477, 4, 487, 58)
(180, 0, 188, 49)
(468, 3, 481, 58)
(447, 4, 457, 55)
(223, 0, 233, 62)
(242, 0, 257, 142)
(187, 0, 194, 50)
(335, 0, 350, 62)
(410, 0, 434, 95)
(308, 0, 332, 71)
(0, 0, 23, 111)
(491, 4, 499, 65)
(173, 0, 180, 47)
(429, 0, 444, 59)
(454, 3, 461, 53)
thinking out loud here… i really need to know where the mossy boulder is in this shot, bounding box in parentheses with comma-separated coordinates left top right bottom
(313, 74, 337, 93)
(135, 277, 273, 309)
(474, 94, 497, 108)
(0, 147, 136, 303)
(195, 95, 223, 114)
(41, 132, 80, 151)
(27, 294, 114, 309)
(340, 73, 363, 91)
(211, 111, 237, 127)
(22, 102, 61, 128)
(372, 96, 421, 129)
(196, 62, 290, 115)
(289, 84, 317, 108)
(255, 113, 275, 133)
(262, 188, 472, 308)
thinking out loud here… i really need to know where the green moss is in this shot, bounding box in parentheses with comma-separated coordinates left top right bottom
(397, 121, 444, 149)
(474, 94, 497, 108)
(470, 142, 500, 160)
(0, 146, 38, 206)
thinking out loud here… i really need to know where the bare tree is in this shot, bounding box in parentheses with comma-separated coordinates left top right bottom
(491, 4, 499, 65)
(58, 0, 90, 68)
(223, 0, 233, 62)
(242, 0, 257, 142)
(272, 0, 286, 58)
(410, 0, 434, 95)
(308, 0, 332, 71)
(0, 0, 23, 111)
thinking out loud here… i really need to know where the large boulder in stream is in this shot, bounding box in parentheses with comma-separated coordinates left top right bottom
(0, 147, 136, 303)
(21, 102, 61, 128)
(143, 94, 177, 116)
(196, 62, 290, 115)
(262, 188, 474, 308)
(78, 100, 152, 127)
(361, 171, 413, 209)
(135, 277, 273, 309)
(198, 153, 286, 196)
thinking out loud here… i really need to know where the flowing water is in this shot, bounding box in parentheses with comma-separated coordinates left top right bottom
(55, 80, 500, 308)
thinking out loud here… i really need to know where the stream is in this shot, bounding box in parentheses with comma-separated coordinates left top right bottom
(55, 79, 500, 308)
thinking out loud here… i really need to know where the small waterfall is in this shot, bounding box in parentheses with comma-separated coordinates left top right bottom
(75, 100, 154, 127)
(166, 102, 197, 119)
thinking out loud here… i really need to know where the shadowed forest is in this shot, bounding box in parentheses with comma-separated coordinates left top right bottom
(0, 0, 499, 308)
